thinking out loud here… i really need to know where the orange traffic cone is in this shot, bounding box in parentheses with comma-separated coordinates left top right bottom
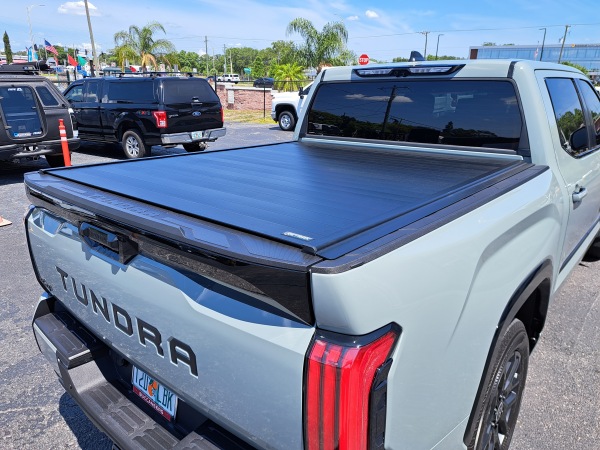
(0, 215, 11, 227)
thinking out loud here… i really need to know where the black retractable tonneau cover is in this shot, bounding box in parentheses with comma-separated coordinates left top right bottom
(36, 142, 532, 259)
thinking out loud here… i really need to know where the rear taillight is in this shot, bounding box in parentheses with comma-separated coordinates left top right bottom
(304, 324, 400, 450)
(220, 107, 224, 124)
(153, 111, 167, 128)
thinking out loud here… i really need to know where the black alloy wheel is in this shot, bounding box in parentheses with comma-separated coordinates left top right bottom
(472, 319, 529, 450)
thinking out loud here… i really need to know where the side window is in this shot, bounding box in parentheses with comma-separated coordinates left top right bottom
(546, 78, 588, 157)
(65, 85, 84, 103)
(84, 80, 100, 103)
(107, 81, 155, 103)
(577, 79, 600, 148)
(35, 86, 60, 106)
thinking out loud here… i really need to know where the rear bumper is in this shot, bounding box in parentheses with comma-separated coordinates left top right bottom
(161, 128, 226, 145)
(32, 295, 255, 450)
(0, 138, 80, 162)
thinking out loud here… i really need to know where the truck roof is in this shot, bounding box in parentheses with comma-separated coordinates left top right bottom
(320, 58, 582, 81)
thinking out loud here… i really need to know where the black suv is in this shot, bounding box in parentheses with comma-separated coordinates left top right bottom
(0, 62, 79, 167)
(63, 74, 226, 158)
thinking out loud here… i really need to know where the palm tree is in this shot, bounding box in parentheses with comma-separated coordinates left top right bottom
(114, 22, 176, 71)
(286, 18, 348, 73)
(272, 62, 305, 91)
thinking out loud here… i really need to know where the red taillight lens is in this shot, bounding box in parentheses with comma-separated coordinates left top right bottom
(220, 107, 224, 124)
(304, 325, 400, 450)
(153, 111, 167, 128)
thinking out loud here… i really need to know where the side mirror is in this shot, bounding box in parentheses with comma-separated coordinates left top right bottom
(570, 126, 589, 152)
(299, 86, 304, 98)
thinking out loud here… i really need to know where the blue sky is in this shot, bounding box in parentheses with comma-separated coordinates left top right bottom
(2, 0, 600, 62)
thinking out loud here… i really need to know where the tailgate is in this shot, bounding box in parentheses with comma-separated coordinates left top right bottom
(162, 79, 223, 132)
(26, 197, 316, 449)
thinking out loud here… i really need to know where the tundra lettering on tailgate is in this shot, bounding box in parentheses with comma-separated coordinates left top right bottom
(55, 266, 198, 377)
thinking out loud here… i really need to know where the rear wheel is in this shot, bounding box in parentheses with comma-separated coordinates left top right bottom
(278, 111, 296, 131)
(121, 129, 147, 159)
(469, 319, 529, 450)
(183, 142, 208, 152)
(45, 153, 68, 168)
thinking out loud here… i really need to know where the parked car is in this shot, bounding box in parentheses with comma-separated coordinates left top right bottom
(63, 74, 226, 158)
(0, 62, 79, 166)
(271, 82, 312, 131)
(217, 73, 240, 83)
(253, 77, 274, 88)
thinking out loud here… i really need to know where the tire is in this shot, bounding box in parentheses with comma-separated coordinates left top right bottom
(45, 153, 68, 168)
(121, 129, 147, 159)
(278, 111, 296, 131)
(183, 142, 208, 152)
(469, 319, 529, 450)
(584, 237, 600, 260)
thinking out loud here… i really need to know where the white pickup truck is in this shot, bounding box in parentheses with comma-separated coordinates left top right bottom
(270, 82, 312, 130)
(26, 58, 600, 450)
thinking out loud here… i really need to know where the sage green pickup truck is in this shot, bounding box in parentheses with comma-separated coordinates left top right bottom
(26, 58, 600, 450)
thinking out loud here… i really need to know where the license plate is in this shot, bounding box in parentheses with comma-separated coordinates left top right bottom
(191, 131, 203, 140)
(132, 366, 178, 421)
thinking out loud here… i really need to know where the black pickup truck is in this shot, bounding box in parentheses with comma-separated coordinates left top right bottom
(63, 74, 226, 158)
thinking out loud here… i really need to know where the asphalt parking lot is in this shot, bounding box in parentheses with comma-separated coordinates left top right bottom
(1, 122, 599, 449)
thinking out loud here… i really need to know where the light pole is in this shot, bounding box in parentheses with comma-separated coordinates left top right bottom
(26, 4, 44, 61)
(539, 28, 546, 61)
(435, 34, 444, 60)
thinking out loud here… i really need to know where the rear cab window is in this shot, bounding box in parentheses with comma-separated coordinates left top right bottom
(162, 79, 220, 104)
(306, 80, 523, 151)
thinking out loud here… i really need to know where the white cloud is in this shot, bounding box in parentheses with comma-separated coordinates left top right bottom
(347, 15, 359, 21)
(365, 10, 379, 19)
(58, 1, 100, 16)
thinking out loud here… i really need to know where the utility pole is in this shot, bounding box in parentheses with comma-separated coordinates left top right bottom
(205, 36, 209, 76)
(558, 25, 570, 63)
(539, 28, 546, 61)
(223, 44, 227, 74)
(419, 31, 430, 59)
(83, 0, 98, 74)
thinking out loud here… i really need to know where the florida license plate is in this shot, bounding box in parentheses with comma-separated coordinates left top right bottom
(132, 366, 178, 421)
(191, 131, 203, 140)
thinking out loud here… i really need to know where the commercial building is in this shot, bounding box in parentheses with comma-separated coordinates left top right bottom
(469, 44, 600, 82)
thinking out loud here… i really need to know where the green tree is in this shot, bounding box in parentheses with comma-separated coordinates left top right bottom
(286, 18, 348, 72)
(272, 62, 305, 91)
(3, 31, 13, 63)
(114, 22, 176, 71)
(561, 61, 588, 76)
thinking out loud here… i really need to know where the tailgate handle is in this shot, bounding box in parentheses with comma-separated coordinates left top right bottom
(80, 223, 138, 264)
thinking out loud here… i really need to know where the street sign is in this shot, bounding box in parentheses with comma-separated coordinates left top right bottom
(358, 54, 369, 65)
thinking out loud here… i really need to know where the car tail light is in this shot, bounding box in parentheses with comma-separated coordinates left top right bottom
(153, 111, 167, 128)
(304, 324, 400, 450)
(220, 107, 224, 124)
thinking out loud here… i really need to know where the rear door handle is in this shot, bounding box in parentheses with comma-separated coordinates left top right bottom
(572, 186, 587, 203)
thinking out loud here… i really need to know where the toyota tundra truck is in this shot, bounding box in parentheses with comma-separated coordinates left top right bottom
(25, 57, 600, 450)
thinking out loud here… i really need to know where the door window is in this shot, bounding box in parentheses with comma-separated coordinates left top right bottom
(576, 79, 600, 148)
(84, 80, 100, 103)
(65, 84, 84, 103)
(545, 78, 588, 156)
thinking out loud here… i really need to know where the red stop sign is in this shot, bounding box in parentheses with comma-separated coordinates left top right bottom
(358, 54, 369, 65)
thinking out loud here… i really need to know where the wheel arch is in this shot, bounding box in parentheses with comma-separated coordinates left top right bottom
(275, 104, 297, 120)
(114, 116, 145, 141)
(463, 259, 552, 447)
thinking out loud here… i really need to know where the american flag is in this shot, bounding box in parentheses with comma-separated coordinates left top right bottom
(44, 40, 58, 56)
